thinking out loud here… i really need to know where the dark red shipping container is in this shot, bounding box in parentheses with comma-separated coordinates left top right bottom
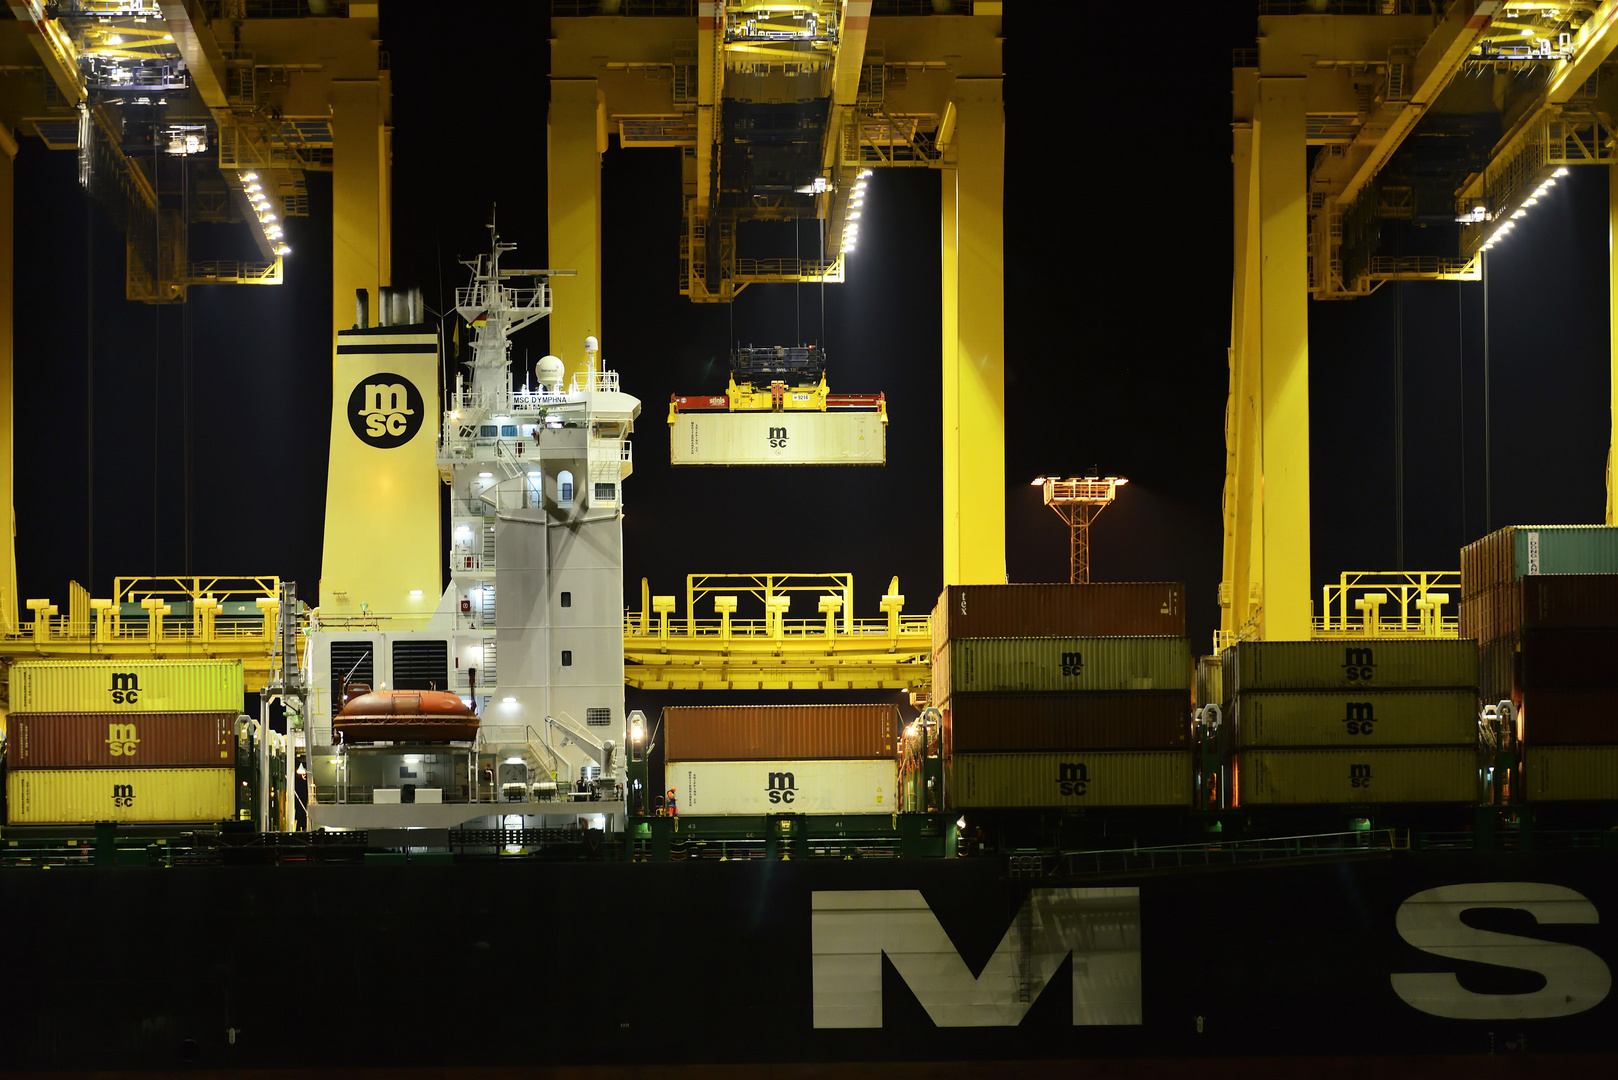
(660, 704, 898, 761)
(943, 692, 1190, 754)
(1520, 575, 1618, 630)
(4, 712, 236, 768)
(932, 583, 1184, 651)
(1519, 630, 1618, 690)
(1521, 690, 1618, 745)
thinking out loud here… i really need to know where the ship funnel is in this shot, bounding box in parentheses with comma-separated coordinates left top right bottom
(355, 289, 369, 329)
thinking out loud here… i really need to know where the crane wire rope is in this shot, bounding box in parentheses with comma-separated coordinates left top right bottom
(85, 171, 94, 591)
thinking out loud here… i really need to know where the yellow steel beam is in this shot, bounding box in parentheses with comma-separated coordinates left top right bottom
(941, 77, 1005, 587)
(156, 1, 231, 111)
(0, 129, 13, 634)
(547, 78, 604, 385)
(5, 2, 85, 106)
(822, 0, 871, 174)
(1611, 159, 1618, 525)
(694, 1, 723, 300)
(1256, 77, 1312, 641)
(1224, 72, 1261, 646)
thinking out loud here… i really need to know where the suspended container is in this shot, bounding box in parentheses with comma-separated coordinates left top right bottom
(1461, 525, 1618, 597)
(1519, 690, 1618, 745)
(5, 768, 237, 825)
(945, 751, 1191, 809)
(1220, 640, 1477, 694)
(943, 693, 1190, 753)
(934, 637, 1190, 699)
(9, 660, 246, 714)
(1523, 745, 1618, 801)
(666, 759, 895, 815)
(1228, 690, 1478, 748)
(1232, 748, 1477, 805)
(669, 411, 885, 466)
(660, 704, 897, 761)
(4, 712, 237, 768)
(932, 584, 1184, 651)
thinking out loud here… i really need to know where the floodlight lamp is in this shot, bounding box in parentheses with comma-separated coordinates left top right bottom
(1523, 197, 1538, 206)
(1113, 478, 1129, 486)
(1555, 167, 1570, 177)
(1031, 477, 1046, 485)
(1512, 209, 1526, 218)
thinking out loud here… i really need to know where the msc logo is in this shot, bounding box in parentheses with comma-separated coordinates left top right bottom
(109, 672, 140, 704)
(347, 373, 425, 449)
(112, 783, 135, 808)
(1057, 762, 1089, 797)
(1060, 651, 1084, 677)
(1342, 702, 1376, 735)
(768, 426, 788, 449)
(106, 722, 140, 757)
(767, 771, 797, 804)
(1343, 647, 1376, 683)
(1350, 763, 1373, 788)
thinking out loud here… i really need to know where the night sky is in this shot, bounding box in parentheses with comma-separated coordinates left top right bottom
(12, 4, 1612, 658)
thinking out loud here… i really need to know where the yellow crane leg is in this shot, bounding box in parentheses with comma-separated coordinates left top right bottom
(941, 78, 1006, 586)
(1255, 78, 1312, 640)
(1610, 160, 1618, 524)
(548, 79, 604, 385)
(0, 128, 15, 633)
(1225, 78, 1263, 645)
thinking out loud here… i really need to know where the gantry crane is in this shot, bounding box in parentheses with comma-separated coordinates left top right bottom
(1225, 0, 1618, 644)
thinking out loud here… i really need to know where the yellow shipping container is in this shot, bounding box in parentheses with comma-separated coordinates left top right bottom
(946, 751, 1192, 809)
(1234, 748, 1477, 805)
(5, 768, 237, 824)
(1230, 690, 1479, 748)
(1524, 746, 1618, 802)
(9, 660, 244, 714)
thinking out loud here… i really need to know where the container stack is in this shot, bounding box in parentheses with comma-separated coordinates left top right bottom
(932, 583, 1193, 810)
(1460, 524, 1618, 802)
(1220, 640, 1480, 806)
(4, 660, 245, 826)
(661, 704, 899, 815)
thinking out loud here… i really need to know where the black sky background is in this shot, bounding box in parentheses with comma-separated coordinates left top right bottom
(11, 3, 1612, 658)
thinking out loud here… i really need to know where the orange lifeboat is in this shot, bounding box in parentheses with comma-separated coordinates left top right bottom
(333, 689, 480, 743)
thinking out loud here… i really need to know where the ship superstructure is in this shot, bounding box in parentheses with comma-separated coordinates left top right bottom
(303, 229, 641, 835)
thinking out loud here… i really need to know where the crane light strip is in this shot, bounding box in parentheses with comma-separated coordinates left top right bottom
(237, 170, 290, 256)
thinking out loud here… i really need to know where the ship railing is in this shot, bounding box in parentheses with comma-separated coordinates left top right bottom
(623, 613, 932, 639)
(1044, 829, 1397, 877)
(1313, 570, 1461, 639)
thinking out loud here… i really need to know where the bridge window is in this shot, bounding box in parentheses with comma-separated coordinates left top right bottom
(595, 482, 616, 501)
(479, 425, 498, 437)
(500, 425, 518, 437)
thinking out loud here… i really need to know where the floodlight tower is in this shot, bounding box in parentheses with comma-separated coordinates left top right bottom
(1034, 475, 1128, 584)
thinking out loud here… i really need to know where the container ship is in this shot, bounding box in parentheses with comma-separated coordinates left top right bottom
(1, 3, 1617, 1077)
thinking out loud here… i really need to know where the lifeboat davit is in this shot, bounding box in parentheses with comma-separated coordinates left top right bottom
(333, 689, 480, 743)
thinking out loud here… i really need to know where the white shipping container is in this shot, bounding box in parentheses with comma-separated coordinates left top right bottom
(669, 411, 885, 466)
(668, 759, 895, 815)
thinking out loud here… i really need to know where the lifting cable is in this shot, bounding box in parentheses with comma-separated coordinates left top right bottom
(183, 156, 193, 574)
(85, 176, 94, 591)
(1457, 281, 1466, 543)
(1394, 281, 1404, 570)
(152, 139, 161, 577)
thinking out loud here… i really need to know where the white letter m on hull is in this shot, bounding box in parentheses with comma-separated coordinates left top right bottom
(812, 888, 1142, 1027)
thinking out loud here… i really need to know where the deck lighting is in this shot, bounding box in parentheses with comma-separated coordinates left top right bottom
(527, 470, 541, 477)
(861, 169, 873, 178)
(1031, 476, 1047, 485)
(246, 183, 262, 192)
(409, 589, 423, 597)
(478, 471, 493, 478)
(1512, 209, 1527, 218)
(1555, 167, 1569, 176)
(956, 817, 967, 829)
(502, 696, 517, 704)
(1523, 197, 1538, 206)
(274, 245, 291, 255)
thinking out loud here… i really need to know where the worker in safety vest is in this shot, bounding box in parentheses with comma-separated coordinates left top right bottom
(665, 787, 678, 817)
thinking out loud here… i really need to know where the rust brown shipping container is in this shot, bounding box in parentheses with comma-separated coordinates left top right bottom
(4, 712, 236, 769)
(1521, 575, 1618, 630)
(1520, 690, 1618, 745)
(1459, 584, 1519, 646)
(931, 583, 1184, 652)
(1519, 629, 1618, 690)
(944, 692, 1189, 754)
(659, 703, 898, 761)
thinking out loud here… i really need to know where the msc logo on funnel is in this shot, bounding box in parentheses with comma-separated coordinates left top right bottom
(348, 374, 424, 448)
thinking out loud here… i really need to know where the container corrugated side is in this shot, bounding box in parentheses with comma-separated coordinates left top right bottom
(1220, 640, 1478, 694)
(932, 583, 1184, 652)
(5, 768, 236, 824)
(1524, 745, 1618, 801)
(9, 660, 245, 714)
(1520, 575, 1618, 629)
(1228, 690, 1478, 748)
(934, 637, 1190, 698)
(1520, 691, 1618, 745)
(660, 704, 897, 761)
(669, 411, 885, 466)
(5, 712, 236, 768)
(1233, 748, 1476, 805)
(1519, 629, 1618, 690)
(666, 759, 895, 815)
(1463, 525, 1618, 597)
(1478, 638, 1519, 705)
(944, 693, 1190, 753)
(945, 751, 1191, 809)
(1196, 656, 1222, 708)
(1459, 584, 1519, 646)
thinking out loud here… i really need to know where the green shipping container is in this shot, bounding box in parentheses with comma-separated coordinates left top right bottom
(5, 768, 237, 824)
(934, 637, 1191, 698)
(1220, 640, 1478, 694)
(1524, 745, 1618, 802)
(1233, 748, 1477, 805)
(1462, 525, 1618, 597)
(1229, 690, 1479, 748)
(9, 660, 245, 714)
(945, 751, 1192, 809)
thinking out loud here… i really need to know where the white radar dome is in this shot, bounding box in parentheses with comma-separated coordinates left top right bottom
(536, 355, 565, 386)
(584, 336, 599, 352)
